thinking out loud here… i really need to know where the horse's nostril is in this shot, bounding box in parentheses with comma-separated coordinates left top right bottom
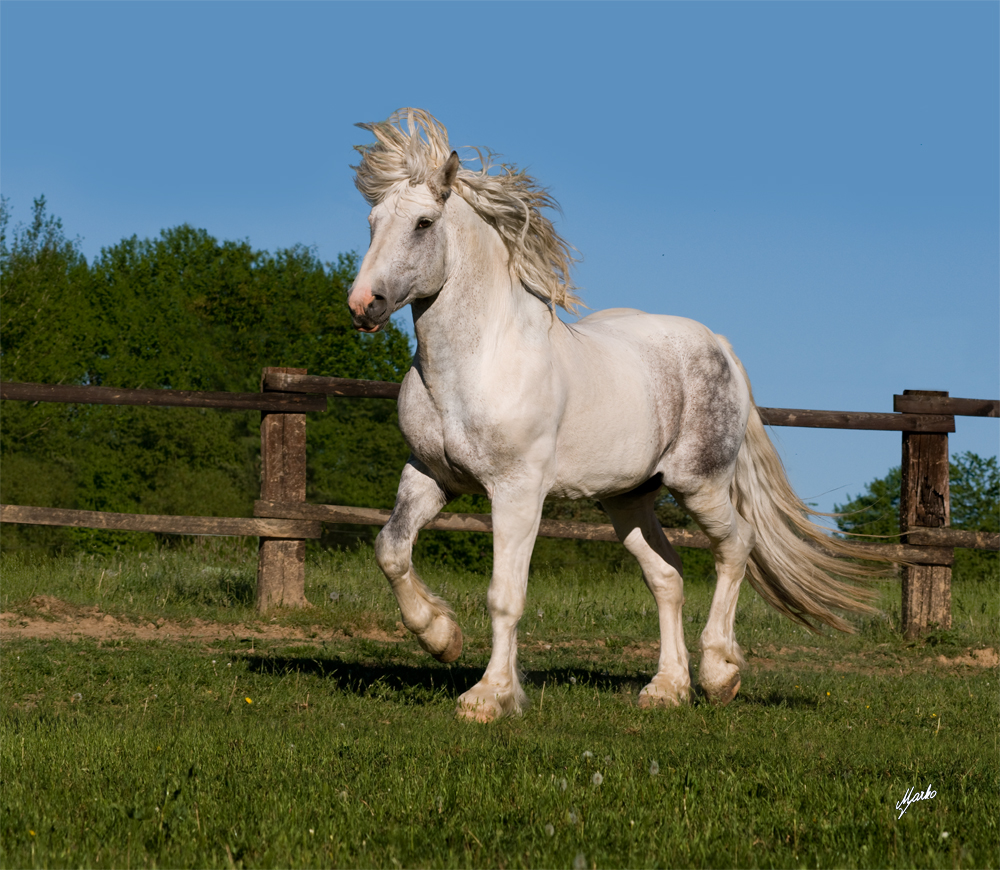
(368, 295, 388, 317)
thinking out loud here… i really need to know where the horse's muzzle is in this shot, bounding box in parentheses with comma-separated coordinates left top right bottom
(352, 294, 389, 333)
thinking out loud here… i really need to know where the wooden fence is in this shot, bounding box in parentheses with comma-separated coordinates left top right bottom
(1, 373, 997, 638)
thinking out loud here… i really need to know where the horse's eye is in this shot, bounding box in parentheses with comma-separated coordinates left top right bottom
(416, 218, 434, 230)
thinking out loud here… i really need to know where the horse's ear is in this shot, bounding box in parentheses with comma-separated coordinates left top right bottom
(432, 151, 461, 202)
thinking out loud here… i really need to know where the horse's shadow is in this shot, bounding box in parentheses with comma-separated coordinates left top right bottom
(241, 653, 812, 708)
(242, 653, 645, 702)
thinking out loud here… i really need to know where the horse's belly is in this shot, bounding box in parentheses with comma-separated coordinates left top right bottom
(551, 402, 672, 499)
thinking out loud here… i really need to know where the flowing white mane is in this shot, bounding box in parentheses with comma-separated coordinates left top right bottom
(352, 108, 583, 314)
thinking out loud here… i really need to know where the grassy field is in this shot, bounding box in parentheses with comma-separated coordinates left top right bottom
(1, 543, 997, 869)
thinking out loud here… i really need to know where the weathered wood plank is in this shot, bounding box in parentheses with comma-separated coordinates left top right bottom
(906, 527, 1000, 551)
(254, 500, 712, 547)
(757, 407, 955, 433)
(902, 564, 952, 632)
(254, 500, 952, 563)
(256, 367, 311, 611)
(893, 394, 999, 418)
(900, 390, 952, 636)
(0, 381, 326, 412)
(0, 504, 321, 538)
(263, 372, 401, 400)
(264, 373, 966, 432)
(845, 542, 953, 566)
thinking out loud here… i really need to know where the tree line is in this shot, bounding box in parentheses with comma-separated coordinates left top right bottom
(1, 197, 412, 555)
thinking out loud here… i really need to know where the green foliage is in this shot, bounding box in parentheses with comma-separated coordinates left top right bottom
(834, 467, 903, 539)
(1, 198, 413, 554)
(834, 452, 999, 582)
(949, 452, 1000, 533)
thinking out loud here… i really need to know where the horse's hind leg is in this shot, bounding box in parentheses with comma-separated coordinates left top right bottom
(375, 457, 462, 662)
(676, 482, 755, 705)
(603, 492, 691, 707)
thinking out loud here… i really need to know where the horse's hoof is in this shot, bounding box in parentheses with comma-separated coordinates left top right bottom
(433, 622, 463, 663)
(704, 674, 740, 706)
(457, 702, 499, 723)
(456, 695, 501, 723)
(638, 684, 690, 708)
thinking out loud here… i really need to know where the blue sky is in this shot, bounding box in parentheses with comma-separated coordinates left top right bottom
(2, 1, 997, 517)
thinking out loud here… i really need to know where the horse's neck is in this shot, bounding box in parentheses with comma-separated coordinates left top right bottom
(411, 211, 554, 396)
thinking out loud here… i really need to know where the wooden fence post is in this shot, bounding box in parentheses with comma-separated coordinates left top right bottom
(899, 389, 952, 638)
(257, 367, 310, 611)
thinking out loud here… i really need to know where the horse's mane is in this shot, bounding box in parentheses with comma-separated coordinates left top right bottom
(352, 108, 583, 314)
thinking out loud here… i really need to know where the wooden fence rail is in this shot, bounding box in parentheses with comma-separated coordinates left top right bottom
(0, 380, 327, 412)
(2, 376, 997, 637)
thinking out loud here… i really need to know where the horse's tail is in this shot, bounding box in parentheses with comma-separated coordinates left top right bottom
(720, 338, 891, 633)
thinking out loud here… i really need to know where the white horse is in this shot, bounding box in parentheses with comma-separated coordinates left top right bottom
(347, 109, 880, 722)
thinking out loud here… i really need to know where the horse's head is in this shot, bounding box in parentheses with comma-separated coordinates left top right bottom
(348, 151, 461, 333)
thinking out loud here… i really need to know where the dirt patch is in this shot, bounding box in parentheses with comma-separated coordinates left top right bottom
(748, 642, 999, 676)
(1, 596, 407, 646)
(2, 598, 996, 676)
(937, 647, 999, 669)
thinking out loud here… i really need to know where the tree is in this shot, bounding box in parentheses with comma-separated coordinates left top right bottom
(834, 452, 999, 582)
(0, 200, 414, 553)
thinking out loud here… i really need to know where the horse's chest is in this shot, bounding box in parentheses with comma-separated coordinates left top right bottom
(398, 378, 498, 491)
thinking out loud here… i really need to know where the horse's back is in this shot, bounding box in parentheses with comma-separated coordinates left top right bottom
(575, 308, 714, 342)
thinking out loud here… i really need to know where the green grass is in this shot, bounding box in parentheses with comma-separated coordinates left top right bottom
(2, 544, 998, 869)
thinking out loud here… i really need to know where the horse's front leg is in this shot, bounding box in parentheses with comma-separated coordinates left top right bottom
(457, 487, 543, 722)
(375, 457, 463, 662)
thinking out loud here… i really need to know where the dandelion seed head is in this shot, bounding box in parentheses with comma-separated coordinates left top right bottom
(567, 809, 578, 824)
(604, 755, 612, 765)
(649, 760, 660, 776)
(592, 772, 603, 786)
(582, 750, 593, 761)
(544, 823, 555, 837)
(573, 852, 587, 870)
(569, 676, 576, 684)
(558, 777, 568, 792)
